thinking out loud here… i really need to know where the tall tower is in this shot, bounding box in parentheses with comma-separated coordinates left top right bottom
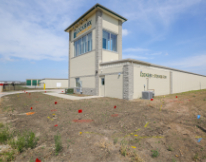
(65, 3, 127, 96)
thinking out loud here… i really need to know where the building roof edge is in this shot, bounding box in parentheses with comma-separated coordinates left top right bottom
(100, 59, 206, 77)
(64, 3, 127, 32)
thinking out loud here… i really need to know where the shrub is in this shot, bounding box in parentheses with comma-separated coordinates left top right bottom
(25, 131, 38, 149)
(151, 149, 159, 157)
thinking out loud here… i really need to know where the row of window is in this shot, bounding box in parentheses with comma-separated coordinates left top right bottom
(74, 30, 117, 57)
(74, 33, 92, 57)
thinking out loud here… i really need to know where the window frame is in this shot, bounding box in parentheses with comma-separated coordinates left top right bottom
(75, 78, 80, 88)
(74, 32, 92, 57)
(102, 29, 118, 52)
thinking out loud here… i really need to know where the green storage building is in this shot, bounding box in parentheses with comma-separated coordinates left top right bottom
(26, 79, 42, 86)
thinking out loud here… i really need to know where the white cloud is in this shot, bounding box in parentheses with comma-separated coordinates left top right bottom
(122, 29, 129, 36)
(146, 52, 162, 56)
(119, 0, 202, 36)
(123, 47, 149, 53)
(0, 0, 85, 61)
(165, 53, 169, 56)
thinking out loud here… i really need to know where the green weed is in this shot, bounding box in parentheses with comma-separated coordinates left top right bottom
(9, 130, 38, 153)
(0, 127, 10, 144)
(54, 134, 62, 154)
(193, 153, 198, 161)
(167, 146, 173, 151)
(0, 123, 4, 128)
(172, 157, 176, 162)
(1, 150, 15, 162)
(120, 139, 128, 157)
(151, 149, 159, 157)
(113, 138, 118, 145)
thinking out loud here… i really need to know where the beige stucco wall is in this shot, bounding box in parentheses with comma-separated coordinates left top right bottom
(172, 71, 206, 94)
(99, 65, 123, 99)
(92, 29, 96, 50)
(133, 65, 170, 99)
(104, 74, 123, 99)
(100, 65, 123, 74)
(102, 50, 119, 62)
(40, 80, 68, 89)
(81, 76, 95, 88)
(70, 78, 76, 88)
(70, 76, 95, 88)
(102, 12, 118, 33)
(70, 51, 95, 77)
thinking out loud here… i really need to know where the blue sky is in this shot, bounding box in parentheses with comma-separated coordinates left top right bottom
(0, 0, 206, 81)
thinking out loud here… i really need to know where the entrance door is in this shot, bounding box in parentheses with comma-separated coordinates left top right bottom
(100, 77, 105, 96)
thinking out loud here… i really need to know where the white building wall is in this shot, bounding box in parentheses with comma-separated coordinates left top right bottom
(104, 74, 123, 99)
(102, 50, 119, 62)
(40, 80, 68, 89)
(99, 65, 123, 99)
(70, 77, 95, 88)
(133, 65, 170, 99)
(172, 71, 206, 94)
(102, 12, 118, 33)
(70, 51, 95, 77)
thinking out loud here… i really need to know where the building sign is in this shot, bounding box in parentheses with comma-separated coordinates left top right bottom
(74, 20, 92, 38)
(140, 72, 167, 79)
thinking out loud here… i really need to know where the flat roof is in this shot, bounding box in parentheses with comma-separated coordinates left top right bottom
(26, 79, 42, 80)
(41, 78, 68, 80)
(100, 59, 206, 77)
(64, 3, 127, 32)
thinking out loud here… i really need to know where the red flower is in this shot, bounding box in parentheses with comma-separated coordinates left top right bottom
(54, 124, 58, 127)
(176, 96, 178, 98)
(78, 109, 82, 113)
(45, 91, 46, 93)
(151, 98, 153, 101)
(111, 114, 118, 117)
(62, 91, 63, 92)
(36, 158, 41, 162)
(114, 106, 116, 109)
(55, 101, 57, 104)
(31, 107, 32, 110)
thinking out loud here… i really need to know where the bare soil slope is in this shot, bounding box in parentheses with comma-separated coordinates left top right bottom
(0, 89, 206, 162)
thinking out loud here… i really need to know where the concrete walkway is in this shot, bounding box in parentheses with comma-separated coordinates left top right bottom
(0, 89, 103, 100)
(44, 93, 103, 100)
(0, 89, 65, 98)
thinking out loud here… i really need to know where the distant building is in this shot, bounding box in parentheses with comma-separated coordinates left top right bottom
(26, 79, 42, 86)
(40, 78, 68, 89)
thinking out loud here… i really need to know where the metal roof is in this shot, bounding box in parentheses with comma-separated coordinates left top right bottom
(64, 3, 127, 32)
(100, 59, 206, 77)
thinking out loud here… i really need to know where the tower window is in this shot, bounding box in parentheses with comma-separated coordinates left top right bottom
(102, 30, 117, 52)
